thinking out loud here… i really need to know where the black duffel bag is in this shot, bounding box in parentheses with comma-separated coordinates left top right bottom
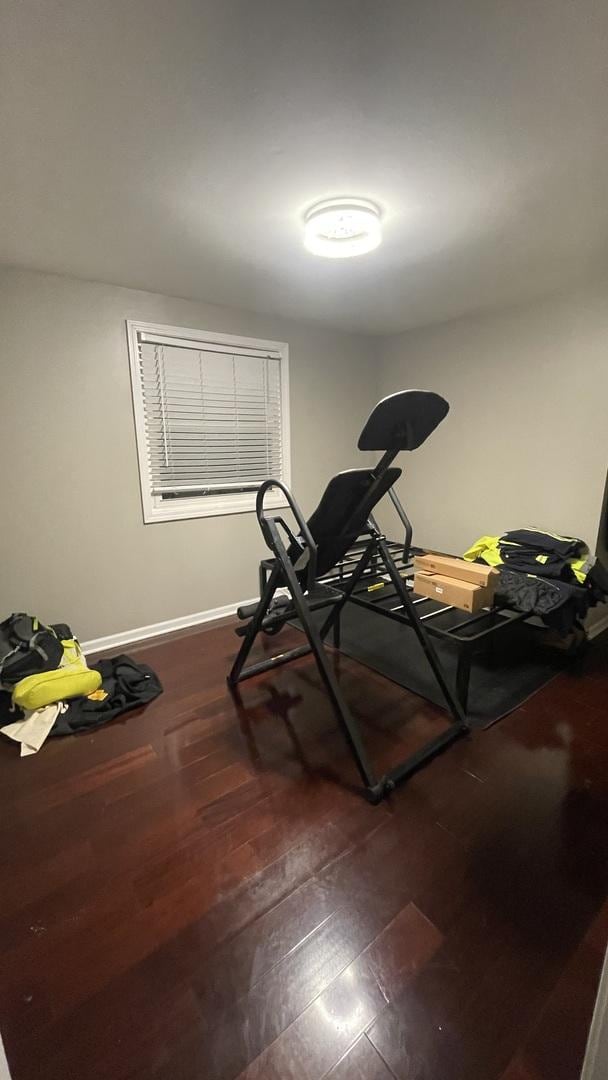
(0, 614, 66, 687)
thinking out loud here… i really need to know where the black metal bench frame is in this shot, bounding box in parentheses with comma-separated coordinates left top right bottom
(316, 535, 530, 715)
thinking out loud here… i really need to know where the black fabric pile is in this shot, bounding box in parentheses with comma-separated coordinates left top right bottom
(495, 569, 591, 633)
(500, 528, 588, 578)
(470, 528, 608, 634)
(0, 653, 162, 736)
(50, 654, 162, 735)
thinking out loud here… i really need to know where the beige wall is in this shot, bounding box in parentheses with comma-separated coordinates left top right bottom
(0, 268, 376, 641)
(2, 267, 606, 644)
(377, 283, 608, 564)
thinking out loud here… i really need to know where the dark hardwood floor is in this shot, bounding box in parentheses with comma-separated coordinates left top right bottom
(1, 620, 607, 1080)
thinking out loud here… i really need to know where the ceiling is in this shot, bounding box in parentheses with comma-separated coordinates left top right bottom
(2, 0, 608, 335)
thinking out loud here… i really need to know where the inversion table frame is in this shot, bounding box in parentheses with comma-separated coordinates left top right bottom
(227, 391, 470, 803)
(316, 536, 530, 714)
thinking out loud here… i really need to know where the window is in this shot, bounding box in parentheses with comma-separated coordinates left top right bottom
(127, 320, 290, 522)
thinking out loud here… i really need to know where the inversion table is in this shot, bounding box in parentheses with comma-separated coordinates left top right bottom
(228, 390, 469, 803)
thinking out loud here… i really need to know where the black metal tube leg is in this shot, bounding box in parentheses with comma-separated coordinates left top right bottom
(319, 538, 377, 641)
(455, 646, 473, 714)
(228, 562, 281, 686)
(376, 536, 468, 730)
(270, 532, 378, 792)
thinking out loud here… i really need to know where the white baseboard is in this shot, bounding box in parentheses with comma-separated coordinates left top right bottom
(588, 610, 608, 641)
(81, 597, 257, 655)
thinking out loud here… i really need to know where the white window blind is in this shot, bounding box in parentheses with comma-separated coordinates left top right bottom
(127, 322, 290, 522)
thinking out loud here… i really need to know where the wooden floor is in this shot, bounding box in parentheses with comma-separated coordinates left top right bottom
(1, 621, 607, 1080)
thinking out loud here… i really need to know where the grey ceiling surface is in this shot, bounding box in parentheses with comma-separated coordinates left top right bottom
(2, 0, 608, 333)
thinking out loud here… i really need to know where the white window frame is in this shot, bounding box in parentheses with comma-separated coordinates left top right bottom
(126, 320, 291, 523)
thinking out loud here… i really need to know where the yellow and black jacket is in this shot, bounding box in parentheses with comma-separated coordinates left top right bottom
(463, 528, 608, 633)
(463, 528, 593, 585)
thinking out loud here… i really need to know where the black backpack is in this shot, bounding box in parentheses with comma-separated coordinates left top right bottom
(0, 614, 67, 687)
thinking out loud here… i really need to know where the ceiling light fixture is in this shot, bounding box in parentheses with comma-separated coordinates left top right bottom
(303, 197, 382, 258)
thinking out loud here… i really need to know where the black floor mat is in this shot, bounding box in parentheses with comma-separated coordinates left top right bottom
(301, 603, 571, 729)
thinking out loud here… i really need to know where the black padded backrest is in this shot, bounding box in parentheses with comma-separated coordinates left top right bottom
(297, 467, 401, 579)
(358, 390, 449, 451)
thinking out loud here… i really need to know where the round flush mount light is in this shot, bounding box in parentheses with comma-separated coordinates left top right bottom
(303, 197, 382, 258)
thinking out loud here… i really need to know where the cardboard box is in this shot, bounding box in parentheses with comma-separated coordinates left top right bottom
(413, 571, 496, 613)
(414, 553, 498, 588)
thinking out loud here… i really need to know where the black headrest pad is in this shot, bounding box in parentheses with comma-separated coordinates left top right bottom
(358, 390, 449, 451)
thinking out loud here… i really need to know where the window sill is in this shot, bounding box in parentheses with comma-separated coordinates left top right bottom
(143, 491, 289, 524)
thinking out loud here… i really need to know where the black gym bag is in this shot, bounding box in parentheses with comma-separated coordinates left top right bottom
(0, 613, 67, 687)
